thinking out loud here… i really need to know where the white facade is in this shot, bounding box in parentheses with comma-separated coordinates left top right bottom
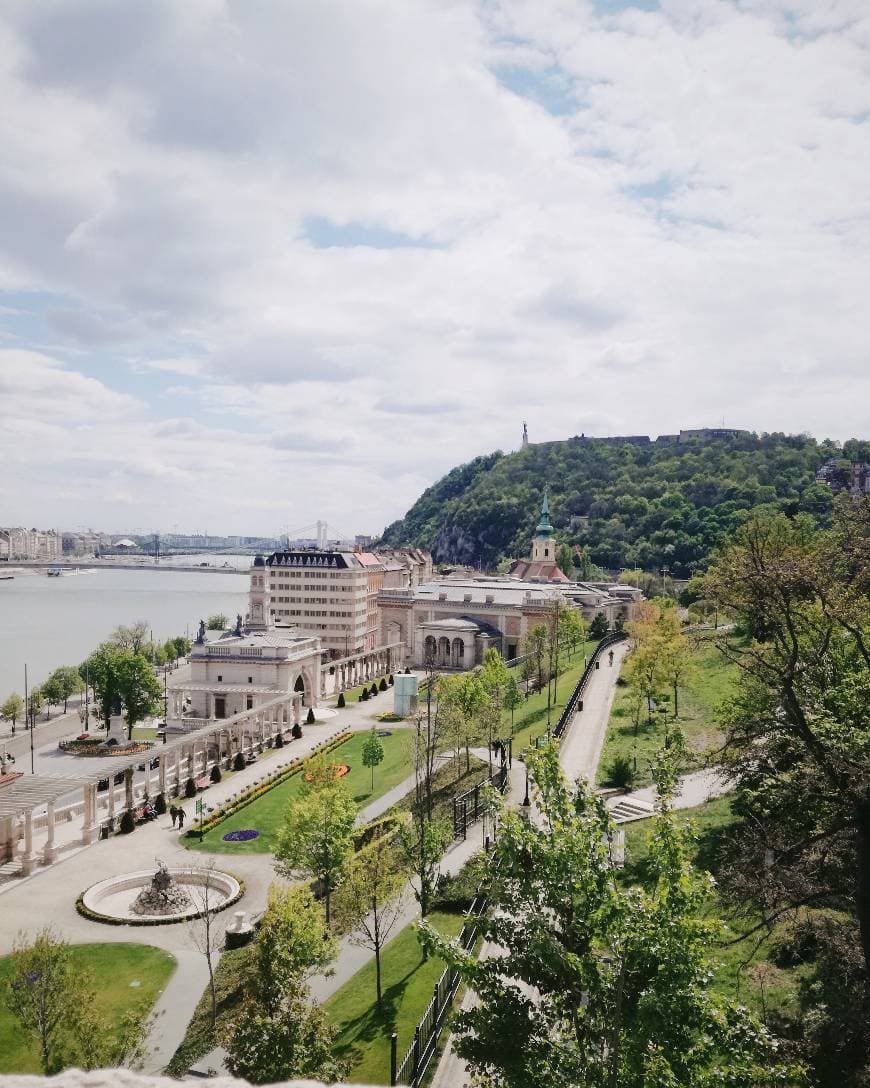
(0, 527, 61, 561)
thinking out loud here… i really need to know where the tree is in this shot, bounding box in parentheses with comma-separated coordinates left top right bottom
(254, 885, 337, 1018)
(522, 624, 548, 691)
(71, 982, 146, 1070)
(334, 836, 407, 1006)
(480, 647, 510, 771)
(589, 611, 610, 639)
(2, 693, 24, 734)
(206, 613, 228, 630)
(361, 726, 385, 792)
(440, 671, 486, 774)
(704, 502, 870, 1083)
(275, 778, 357, 926)
(398, 814, 451, 920)
(26, 687, 44, 729)
(223, 984, 346, 1085)
(82, 644, 125, 733)
(48, 666, 84, 713)
(40, 677, 63, 718)
(117, 651, 162, 740)
(420, 740, 802, 1088)
(658, 618, 693, 717)
(4, 928, 74, 1073)
(560, 606, 586, 658)
(556, 541, 574, 578)
(188, 863, 223, 1029)
(110, 620, 149, 652)
(503, 675, 524, 736)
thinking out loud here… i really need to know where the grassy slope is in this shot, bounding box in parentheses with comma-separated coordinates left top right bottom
(598, 636, 738, 786)
(0, 943, 176, 1074)
(185, 729, 416, 855)
(510, 639, 600, 754)
(325, 911, 466, 1085)
(621, 797, 807, 1021)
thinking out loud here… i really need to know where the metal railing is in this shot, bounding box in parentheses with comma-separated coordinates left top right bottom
(451, 760, 508, 840)
(391, 873, 492, 1086)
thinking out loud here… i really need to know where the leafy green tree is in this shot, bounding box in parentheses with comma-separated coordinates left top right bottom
(48, 666, 85, 713)
(589, 611, 610, 639)
(2, 692, 24, 734)
(117, 651, 162, 740)
(275, 779, 357, 926)
(556, 541, 574, 577)
(440, 672, 486, 773)
(4, 928, 74, 1073)
(206, 613, 228, 630)
(502, 674, 524, 735)
(559, 606, 586, 658)
(26, 687, 44, 729)
(109, 620, 149, 652)
(334, 836, 407, 1006)
(81, 644, 125, 733)
(398, 815, 451, 920)
(361, 726, 385, 791)
(40, 677, 63, 717)
(420, 740, 802, 1088)
(223, 985, 345, 1085)
(705, 502, 870, 1083)
(522, 624, 548, 691)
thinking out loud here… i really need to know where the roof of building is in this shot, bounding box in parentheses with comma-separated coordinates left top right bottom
(509, 558, 569, 583)
(535, 491, 554, 538)
(420, 617, 480, 630)
(264, 550, 359, 569)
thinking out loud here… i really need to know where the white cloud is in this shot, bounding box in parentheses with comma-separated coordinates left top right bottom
(0, 0, 868, 533)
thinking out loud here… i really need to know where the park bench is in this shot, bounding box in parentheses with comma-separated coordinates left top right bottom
(194, 775, 210, 791)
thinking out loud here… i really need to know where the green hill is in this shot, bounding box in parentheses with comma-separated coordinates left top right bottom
(381, 433, 867, 576)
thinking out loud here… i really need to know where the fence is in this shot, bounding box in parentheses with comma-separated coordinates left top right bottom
(451, 760, 509, 840)
(391, 870, 492, 1086)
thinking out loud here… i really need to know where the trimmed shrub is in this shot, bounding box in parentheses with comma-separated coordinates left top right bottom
(337, 692, 346, 708)
(185, 777, 197, 798)
(360, 689, 369, 701)
(233, 752, 246, 771)
(370, 684, 379, 697)
(388, 674, 394, 686)
(604, 755, 636, 790)
(292, 723, 302, 739)
(119, 809, 135, 835)
(154, 793, 167, 815)
(275, 733, 284, 748)
(306, 707, 315, 725)
(379, 677, 388, 692)
(210, 764, 222, 784)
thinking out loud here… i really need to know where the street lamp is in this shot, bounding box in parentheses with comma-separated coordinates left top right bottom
(522, 760, 530, 808)
(659, 566, 670, 596)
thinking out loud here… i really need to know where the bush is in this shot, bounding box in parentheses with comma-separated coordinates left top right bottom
(433, 852, 488, 912)
(119, 809, 135, 834)
(292, 723, 302, 739)
(306, 707, 315, 724)
(154, 793, 167, 815)
(210, 764, 222, 784)
(370, 684, 379, 697)
(337, 692, 346, 708)
(604, 755, 636, 790)
(388, 673, 394, 685)
(379, 677, 388, 692)
(275, 732, 284, 748)
(360, 689, 369, 701)
(185, 777, 197, 798)
(233, 752, 246, 771)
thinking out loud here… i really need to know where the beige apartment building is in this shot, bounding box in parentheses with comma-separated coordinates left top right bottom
(0, 527, 61, 561)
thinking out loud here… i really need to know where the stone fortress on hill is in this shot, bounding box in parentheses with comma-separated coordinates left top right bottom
(521, 421, 751, 450)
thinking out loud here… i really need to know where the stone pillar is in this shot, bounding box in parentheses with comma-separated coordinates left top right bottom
(125, 768, 134, 811)
(158, 754, 166, 795)
(108, 780, 116, 825)
(82, 784, 99, 844)
(42, 800, 57, 865)
(20, 810, 36, 875)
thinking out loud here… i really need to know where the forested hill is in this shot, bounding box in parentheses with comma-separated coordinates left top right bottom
(380, 433, 867, 577)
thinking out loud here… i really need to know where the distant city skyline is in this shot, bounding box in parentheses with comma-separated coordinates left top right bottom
(1, 1, 869, 534)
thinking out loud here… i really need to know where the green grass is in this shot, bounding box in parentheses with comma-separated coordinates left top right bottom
(598, 638, 740, 787)
(331, 680, 393, 707)
(0, 943, 176, 1074)
(185, 729, 416, 855)
(620, 796, 807, 1021)
(131, 725, 158, 741)
(509, 639, 600, 754)
(325, 911, 466, 1085)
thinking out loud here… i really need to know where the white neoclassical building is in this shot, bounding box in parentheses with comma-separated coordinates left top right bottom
(165, 621, 322, 735)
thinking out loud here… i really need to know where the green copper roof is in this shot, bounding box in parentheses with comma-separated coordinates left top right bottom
(535, 491, 554, 537)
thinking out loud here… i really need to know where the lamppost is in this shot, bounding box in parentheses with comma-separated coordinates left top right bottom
(659, 566, 670, 597)
(522, 759, 530, 808)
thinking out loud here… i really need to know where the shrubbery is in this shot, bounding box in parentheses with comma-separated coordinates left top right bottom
(154, 793, 167, 815)
(185, 777, 197, 798)
(604, 754, 636, 789)
(360, 688, 369, 701)
(119, 809, 135, 834)
(337, 692, 346, 708)
(306, 707, 315, 724)
(210, 764, 222, 783)
(233, 752, 246, 771)
(379, 677, 388, 691)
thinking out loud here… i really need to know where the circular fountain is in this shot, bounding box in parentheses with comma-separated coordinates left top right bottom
(80, 861, 242, 925)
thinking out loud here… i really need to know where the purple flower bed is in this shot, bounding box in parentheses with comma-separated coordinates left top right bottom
(223, 828, 260, 842)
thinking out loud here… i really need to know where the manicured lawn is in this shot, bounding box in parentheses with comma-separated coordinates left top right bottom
(510, 639, 601, 754)
(0, 943, 175, 1074)
(598, 637, 740, 786)
(185, 729, 416, 855)
(330, 679, 394, 707)
(325, 910, 466, 1085)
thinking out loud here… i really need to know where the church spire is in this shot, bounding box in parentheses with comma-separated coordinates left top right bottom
(535, 489, 553, 538)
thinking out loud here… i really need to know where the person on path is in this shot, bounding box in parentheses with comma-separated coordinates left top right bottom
(608, 649, 614, 667)
(169, 805, 178, 828)
(177, 807, 186, 829)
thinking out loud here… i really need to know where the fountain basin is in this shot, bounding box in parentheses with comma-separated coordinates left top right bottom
(80, 867, 242, 925)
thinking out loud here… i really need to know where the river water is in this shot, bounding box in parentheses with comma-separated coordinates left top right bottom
(0, 558, 250, 698)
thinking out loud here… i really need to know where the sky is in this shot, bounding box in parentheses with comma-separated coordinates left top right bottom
(1, 0, 868, 537)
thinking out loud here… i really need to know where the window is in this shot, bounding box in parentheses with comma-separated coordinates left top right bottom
(248, 676, 253, 683)
(246, 695, 253, 710)
(217, 674, 222, 682)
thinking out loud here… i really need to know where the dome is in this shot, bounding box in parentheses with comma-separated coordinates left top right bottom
(253, 554, 265, 567)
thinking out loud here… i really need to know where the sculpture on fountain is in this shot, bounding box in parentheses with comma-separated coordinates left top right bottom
(130, 860, 193, 916)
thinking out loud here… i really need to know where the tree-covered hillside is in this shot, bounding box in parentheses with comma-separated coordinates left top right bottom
(381, 434, 868, 576)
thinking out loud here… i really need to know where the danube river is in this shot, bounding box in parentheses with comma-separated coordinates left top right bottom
(0, 560, 249, 699)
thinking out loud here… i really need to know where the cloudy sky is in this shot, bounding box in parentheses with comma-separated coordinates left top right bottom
(1, 0, 868, 536)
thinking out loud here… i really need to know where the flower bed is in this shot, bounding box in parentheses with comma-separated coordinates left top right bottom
(222, 829, 259, 842)
(303, 763, 350, 782)
(186, 731, 352, 839)
(61, 739, 153, 757)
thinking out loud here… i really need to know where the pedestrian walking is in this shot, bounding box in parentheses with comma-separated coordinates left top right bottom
(608, 649, 614, 667)
(169, 805, 178, 828)
(177, 807, 186, 829)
